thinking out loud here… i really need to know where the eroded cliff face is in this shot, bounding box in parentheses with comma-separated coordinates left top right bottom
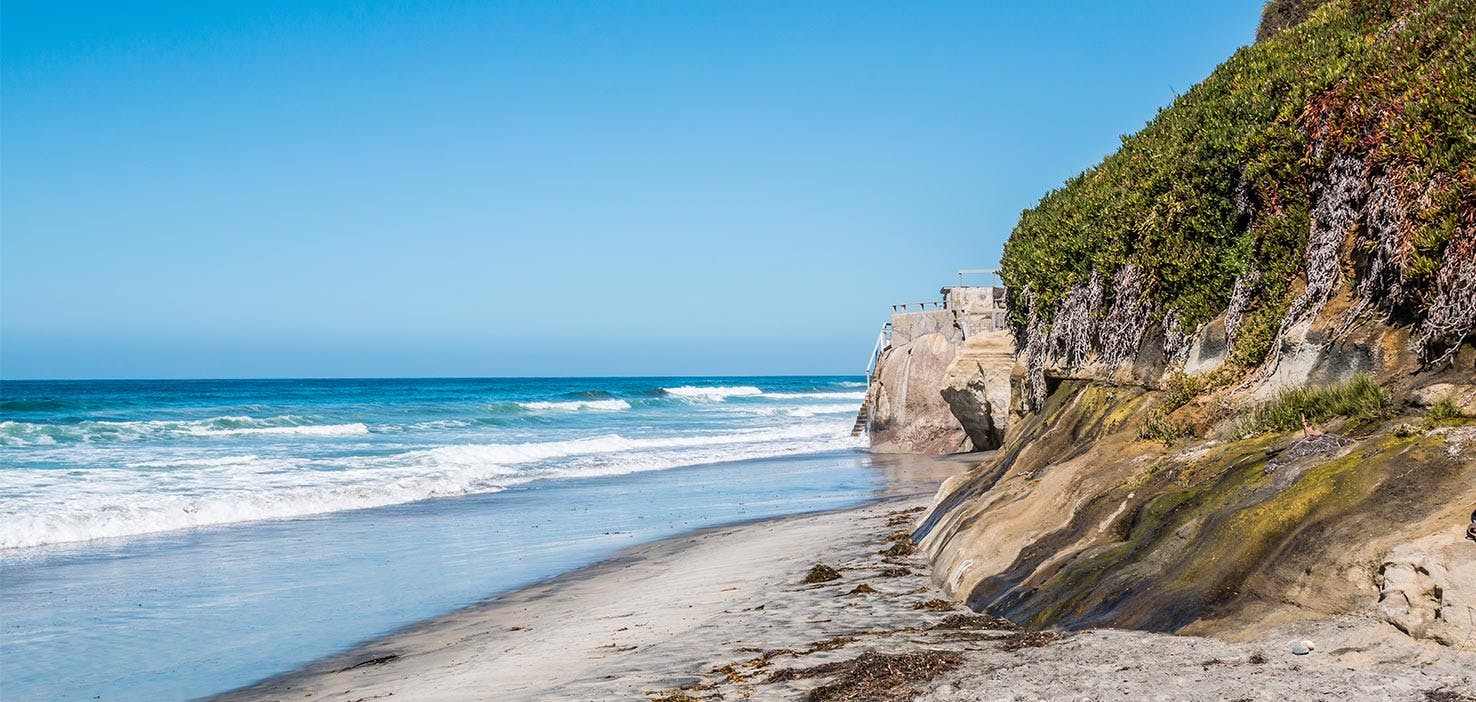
(938, 333, 1014, 451)
(915, 293, 1476, 648)
(866, 333, 971, 455)
(918, 369, 1475, 638)
(866, 330, 1015, 455)
(905, 0, 1476, 650)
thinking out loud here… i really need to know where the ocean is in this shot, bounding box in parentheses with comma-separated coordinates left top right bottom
(0, 376, 883, 701)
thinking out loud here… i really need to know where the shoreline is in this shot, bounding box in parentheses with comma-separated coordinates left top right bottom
(205, 497, 915, 701)
(208, 454, 1476, 701)
(210, 496, 947, 702)
(206, 453, 969, 701)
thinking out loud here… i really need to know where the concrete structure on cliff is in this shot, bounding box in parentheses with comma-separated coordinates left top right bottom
(888, 270, 1009, 345)
(855, 270, 1017, 455)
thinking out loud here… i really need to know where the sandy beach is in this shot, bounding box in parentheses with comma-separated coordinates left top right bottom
(211, 455, 1476, 702)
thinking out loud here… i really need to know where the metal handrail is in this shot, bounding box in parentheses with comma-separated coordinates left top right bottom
(891, 301, 945, 313)
(864, 323, 891, 377)
(957, 268, 1001, 287)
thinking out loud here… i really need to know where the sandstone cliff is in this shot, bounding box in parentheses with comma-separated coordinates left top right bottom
(866, 330, 1016, 455)
(908, 0, 1476, 653)
(917, 358, 1476, 647)
(865, 333, 971, 455)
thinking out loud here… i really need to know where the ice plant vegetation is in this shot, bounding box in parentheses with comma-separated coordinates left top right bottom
(1002, 0, 1475, 409)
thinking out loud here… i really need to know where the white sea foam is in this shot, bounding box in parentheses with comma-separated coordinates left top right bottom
(737, 404, 860, 418)
(0, 456, 514, 551)
(125, 455, 265, 469)
(661, 385, 763, 401)
(0, 421, 862, 551)
(405, 419, 474, 431)
(518, 399, 631, 412)
(0, 416, 368, 446)
(761, 391, 866, 400)
(411, 423, 845, 468)
(657, 387, 862, 402)
(188, 423, 369, 437)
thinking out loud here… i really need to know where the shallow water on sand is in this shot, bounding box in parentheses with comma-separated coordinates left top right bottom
(1, 377, 883, 701)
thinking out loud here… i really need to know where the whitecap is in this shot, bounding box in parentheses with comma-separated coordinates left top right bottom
(518, 399, 631, 412)
(0, 421, 863, 551)
(0, 416, 368, 445)
(661, 385, 763, 401)
(761, 391, 866, 400)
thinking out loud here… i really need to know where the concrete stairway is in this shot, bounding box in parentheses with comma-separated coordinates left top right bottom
(850, 397, 870, 436)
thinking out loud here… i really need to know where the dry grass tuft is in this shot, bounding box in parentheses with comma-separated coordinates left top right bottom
(1240, 375, 1391, 436)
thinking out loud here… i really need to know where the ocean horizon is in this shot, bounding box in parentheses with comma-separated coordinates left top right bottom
(0, 375, 886, 701)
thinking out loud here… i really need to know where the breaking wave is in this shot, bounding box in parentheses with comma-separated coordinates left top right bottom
(0, 422, 860, 550)
(517, 399, 631, 412)
(0, 417, 369, 446)
(661, 385, 764, 401)
(761, 391, 866, 400)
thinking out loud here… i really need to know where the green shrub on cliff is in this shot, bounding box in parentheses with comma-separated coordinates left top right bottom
(1427, 397, 1464, 422)
(1257, 0, 1333, 40)
(1001, 0, 1475, 372)
(1140, 409, 1192, 445)
(1240, 374, 1391, 435)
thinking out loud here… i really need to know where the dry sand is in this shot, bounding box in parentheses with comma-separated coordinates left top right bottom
(213, 456, 1476, 702)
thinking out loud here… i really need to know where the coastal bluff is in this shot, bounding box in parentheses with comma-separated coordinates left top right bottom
(868, 0, 1476, 659)
(864, 279, 1015, 455)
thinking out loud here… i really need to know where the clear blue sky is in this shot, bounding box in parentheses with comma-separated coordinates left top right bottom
(2, 1, 1263, 379)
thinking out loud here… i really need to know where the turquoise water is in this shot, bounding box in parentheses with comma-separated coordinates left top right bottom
(0, 377, 880, 701)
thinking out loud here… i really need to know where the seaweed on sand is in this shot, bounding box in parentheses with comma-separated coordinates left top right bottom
(808, 636, 856, 652)
(334, 654, 399, 672)
(802, 564, 842, 584)
(646, 689, 719, 702)
(765, 650, 964, 702)
(880, 541, 915, 557)
(997, 630, 1063, 651)
(929, 613, 1017, 630)
(1425, 689, 1476, 702)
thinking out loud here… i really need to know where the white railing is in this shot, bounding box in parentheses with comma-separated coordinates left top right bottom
(864, 323, 891, 378)
(957, 268, 1001, 287)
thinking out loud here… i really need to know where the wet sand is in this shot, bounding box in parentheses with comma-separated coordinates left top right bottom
(211, 454, 1476, 702)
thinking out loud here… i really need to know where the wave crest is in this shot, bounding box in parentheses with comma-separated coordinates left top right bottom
(661, 385, 763, 401)
(0, 422, 861, 550)
(761, 391, 866, 400)
(0, 416, 368, 445)
(518, 399, 631, 412)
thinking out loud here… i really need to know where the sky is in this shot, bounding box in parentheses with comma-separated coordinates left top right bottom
(2, 0, 1264, 379)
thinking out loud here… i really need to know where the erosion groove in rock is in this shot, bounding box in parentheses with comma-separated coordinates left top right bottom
(867, 333, 970, 455)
